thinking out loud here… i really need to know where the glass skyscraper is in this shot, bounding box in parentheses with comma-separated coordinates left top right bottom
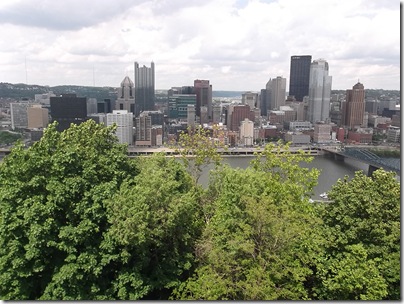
(289, 55, 312, 102)
(307, 59, 332, 123)
(134, 62, 155, 116)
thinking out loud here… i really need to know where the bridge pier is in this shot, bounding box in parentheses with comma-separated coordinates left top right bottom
(334, 154, 345, 161)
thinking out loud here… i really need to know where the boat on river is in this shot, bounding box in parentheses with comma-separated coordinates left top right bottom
(319, 192, 328, 199)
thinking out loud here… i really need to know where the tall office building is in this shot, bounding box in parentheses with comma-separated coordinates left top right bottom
(239, 118, 254, 146)
(228, 104, 255, 131)
(116, 76, 135, 113)
(365, 99, 377, 114)
(270, 76, 286, 111)
(187, 104, 196, 127)
(135, 113, 152, 146)
(168, 94, 196, 120)
(307, 59, 332, 123)
(50, 94, 87, 132)
(10, 102, 30, 130)
(212, 104, 222, 124)
(194, 79, 212, 119)
(134, 61, 155, 116)
(27, 105, 49, 129)
(97, 99, 113, 114)
(242, 91, 259, 109)
(260, 89, 267, 117)
(345, 82, 365, 129)
(87, 98, 98, 115)
(289, 55, 312, 102)
(106, 110, 134, 145)
(260, 78, 272, 117)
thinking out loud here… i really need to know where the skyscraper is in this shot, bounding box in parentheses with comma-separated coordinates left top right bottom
(135, 113, 152, 146)
(228, 104, 255, 131)
(106, 110, 134, 145)
(289, 55, 312, 102)
(10, 102, 29, 130)
(168, 94, 196, 120)
(194, 79, 212, 119)
(260, 78, 272, 117)
(134, 62, 155, 116)
(270, 76, 286, 111)
(242, 91, 259, 109)
(50, 94, 87, 132)
(27, 105, 49, 129)
(116, 76, 135, 113)
(345, 82, 365, 129)
(260, 89, 267, 117)
(307, 59, 332, 123)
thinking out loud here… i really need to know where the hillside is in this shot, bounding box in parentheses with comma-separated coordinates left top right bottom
(0, 82, 399, 101)
(0, 82, 117, 101)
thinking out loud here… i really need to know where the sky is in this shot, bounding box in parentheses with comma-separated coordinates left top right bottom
(0, 0, 400, 91)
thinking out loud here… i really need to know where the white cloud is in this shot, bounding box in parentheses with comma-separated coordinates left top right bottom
(0, 0, 399, 90)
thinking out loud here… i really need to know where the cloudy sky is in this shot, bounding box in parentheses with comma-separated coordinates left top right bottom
(0, 0, 400, 91)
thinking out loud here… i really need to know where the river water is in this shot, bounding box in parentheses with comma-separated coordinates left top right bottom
(198, 155, 378, 199)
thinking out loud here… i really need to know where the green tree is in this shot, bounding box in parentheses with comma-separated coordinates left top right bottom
(172, 143, 321, 300)
(174, 126, 225, 183)
(103, 154, 203, 299)
(313, 169, 400, 300)
(0, 120, 205, 300)
(0, 120, 140, 300)
(0, 130, 22, 145)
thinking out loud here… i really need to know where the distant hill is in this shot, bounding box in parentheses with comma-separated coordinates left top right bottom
(0, 83, 117, 101)
(0, 82, 399, 101)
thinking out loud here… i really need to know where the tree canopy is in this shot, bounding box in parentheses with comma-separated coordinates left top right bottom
(0, 120, 201, 300)
(0, 122, 400, 300)
(312, 170, 400, 300)
(172, 143, 322, 300)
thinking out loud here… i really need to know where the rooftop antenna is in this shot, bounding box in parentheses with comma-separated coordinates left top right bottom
(93, 65, 95, 87)
(25, 56, 28, 84)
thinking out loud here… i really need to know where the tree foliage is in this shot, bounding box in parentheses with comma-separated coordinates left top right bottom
(0, 130, 22, 145)
(174, 126, 225, 183)
(103, 154, 203, 299)
(0, 120, 201, 300)
(172, 143, 322, 300)
(0, 120, 138, 299)
(0, 120, 400, 300)
(313, 170, 400, 300)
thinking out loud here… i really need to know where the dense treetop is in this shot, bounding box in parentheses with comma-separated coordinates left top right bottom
(0, 120, 400, 300)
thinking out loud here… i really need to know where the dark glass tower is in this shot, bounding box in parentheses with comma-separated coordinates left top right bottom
(289, 55, 312, 102)
(194, 79, 212, 119)
(50, 94, 87, 132)
(134, 61, 155, 116)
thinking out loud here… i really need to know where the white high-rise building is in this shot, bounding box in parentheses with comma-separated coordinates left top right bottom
(239, 118, 254, 146)
(212, 104, 221, 124)
(106, 110, 134, 145)
(187, 104, 196, 127)
(308, 59, 332, 123)
(242, 91, 259, 109)
(270, 76, 286, 110)
(10, 102, 30, 130)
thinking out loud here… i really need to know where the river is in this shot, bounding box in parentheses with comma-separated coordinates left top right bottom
(198, 155, 383, 199)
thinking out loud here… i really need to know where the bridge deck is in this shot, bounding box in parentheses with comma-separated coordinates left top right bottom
(322, 147, 400, 173)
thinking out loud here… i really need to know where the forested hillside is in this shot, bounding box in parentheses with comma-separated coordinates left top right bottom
(0, 82, 117, 101)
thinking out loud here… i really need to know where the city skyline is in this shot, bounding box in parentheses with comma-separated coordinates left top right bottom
(0, 0, 399, 91)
